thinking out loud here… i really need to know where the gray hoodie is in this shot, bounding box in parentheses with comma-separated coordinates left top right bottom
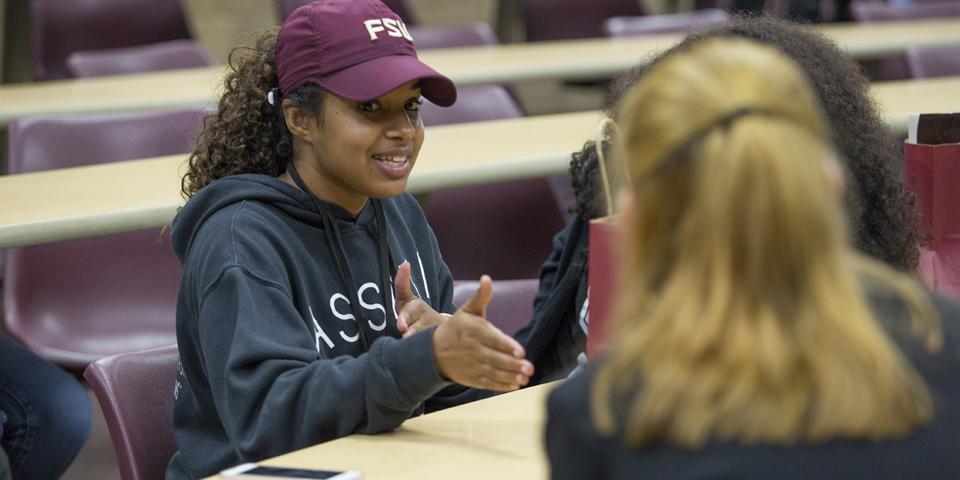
(166, 174, 485, 480)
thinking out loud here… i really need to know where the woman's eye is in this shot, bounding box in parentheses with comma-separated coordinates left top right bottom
(405, 99, 423, 112)
(358, 102, 380, 112)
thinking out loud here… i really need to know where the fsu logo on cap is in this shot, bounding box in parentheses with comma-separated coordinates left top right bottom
(363, 18, 414, 42)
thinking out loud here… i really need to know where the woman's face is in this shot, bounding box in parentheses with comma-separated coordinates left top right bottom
(290, 80, 424, 214)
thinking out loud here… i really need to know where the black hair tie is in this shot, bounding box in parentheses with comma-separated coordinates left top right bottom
(651, 106, 771, 178)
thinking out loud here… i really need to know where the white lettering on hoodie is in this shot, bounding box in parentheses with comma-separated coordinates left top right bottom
(310, 306, 335, 351)
(312, 251, 433, 350)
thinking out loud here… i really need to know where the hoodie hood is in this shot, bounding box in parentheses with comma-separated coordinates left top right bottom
(171, 174, 375, 263)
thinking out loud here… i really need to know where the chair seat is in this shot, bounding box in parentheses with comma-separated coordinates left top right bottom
(4, 229, 182, 370)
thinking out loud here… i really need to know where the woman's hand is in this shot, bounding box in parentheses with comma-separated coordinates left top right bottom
(431, 275, 534, 391)
(394, 262, 450, 338)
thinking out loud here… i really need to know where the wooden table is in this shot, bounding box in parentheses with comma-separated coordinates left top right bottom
(0, 111, 601, 249)
(2, 75, 958, 249)
(871, 75, 960, 135)
(203, 383, 556, 480)
(2, 18, 960, 126)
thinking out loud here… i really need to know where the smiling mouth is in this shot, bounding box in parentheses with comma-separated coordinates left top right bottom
(372, 155, 409, 166)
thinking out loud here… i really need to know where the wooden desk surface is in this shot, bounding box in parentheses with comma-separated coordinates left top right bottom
(204, 383, 556, 480)
(2, 18, 960, 126)
(2, 76, 958, 249)
(870, 75, 960, 135)
(0, 111, 601, 249)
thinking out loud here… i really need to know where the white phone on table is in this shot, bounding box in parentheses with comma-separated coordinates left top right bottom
(219, 462, 362, 480)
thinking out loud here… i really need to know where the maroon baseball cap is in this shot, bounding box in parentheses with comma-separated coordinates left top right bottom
(275, 0, 457, 106)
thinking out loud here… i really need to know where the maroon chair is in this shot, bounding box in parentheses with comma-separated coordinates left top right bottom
(452, 279, 540, 337)
(421, 87, 565, 280)
(84, 345, 180, 480)
(278, 0, 417, 23)
(31, 0, 193, 81)
(407, 22, 500, 49)
(66, 40, 218, 78)
(603, 9, 730, 37)
(420, 85, 522, 127)
(3, 109, 207, 369)
(850, 1, 960, 81)
(429, 177, 567, 281)
(905, 45, 960, 79)
(850, 1, 960, 21)
(523, 0, 644, 41)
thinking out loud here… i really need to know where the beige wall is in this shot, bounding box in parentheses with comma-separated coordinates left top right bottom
(408, 0, 498, 26)
(180, 0, 280, 64)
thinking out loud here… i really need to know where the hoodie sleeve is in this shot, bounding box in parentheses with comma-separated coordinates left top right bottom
(197, 265, 449, 462)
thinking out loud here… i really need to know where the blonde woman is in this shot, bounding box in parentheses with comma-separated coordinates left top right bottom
(545, 38, 960, 480)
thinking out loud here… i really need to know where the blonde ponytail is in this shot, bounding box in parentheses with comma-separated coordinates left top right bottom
(592, 38, 940, 448)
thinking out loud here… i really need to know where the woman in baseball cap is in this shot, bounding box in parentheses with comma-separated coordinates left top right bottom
(168, 1, 532, 478)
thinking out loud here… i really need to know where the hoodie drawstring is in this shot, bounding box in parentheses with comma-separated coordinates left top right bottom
(287, 164, 394, 351)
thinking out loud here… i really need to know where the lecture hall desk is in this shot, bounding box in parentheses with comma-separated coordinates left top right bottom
(2, 18, 960, 126)
(2, 75, 960, 250)
(0, 110, 602, 249)
(201, 382, 557, 480)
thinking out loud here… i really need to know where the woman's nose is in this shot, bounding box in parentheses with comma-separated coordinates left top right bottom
(386, 110, 418, 141)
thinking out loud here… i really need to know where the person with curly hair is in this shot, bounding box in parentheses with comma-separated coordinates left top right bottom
(515, 14, 923, 385)
(166, 1, 533, 478)
(547, 36, 960, 480)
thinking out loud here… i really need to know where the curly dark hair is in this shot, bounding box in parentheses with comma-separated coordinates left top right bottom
(182, 27, 326, 199)
(571, 14, 921, 271)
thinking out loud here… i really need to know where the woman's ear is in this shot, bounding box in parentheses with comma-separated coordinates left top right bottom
(824, 157, 846, 202)
(282, 98, 315, 145)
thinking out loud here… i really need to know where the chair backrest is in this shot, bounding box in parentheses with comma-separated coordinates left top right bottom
(524, 0, 644, 42)
(905, 45, 960, 79)
(453, 279, 540, 337)
(278, 0, 417, 24)
(3, 109, 207, 369)
(66, 40, 217, 78)
(407, 22, 500, 49)
(84, 345, 180, 480)
(849, 1, 960, 22)
(421, 86, 563, 280)
(603, 9, 730, 37)
(429, 177, 567, 281)
(849, 1, 960, 80)
(420, 85, 522, 127)
(31, 0, 192, 81)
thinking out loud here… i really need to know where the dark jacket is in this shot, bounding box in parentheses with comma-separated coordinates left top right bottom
(166, 175, 482, 480)
(515, 213, 591, 384)
(546, 293, 960, 480)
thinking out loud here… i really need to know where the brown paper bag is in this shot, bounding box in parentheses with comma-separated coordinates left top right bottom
(585, 118, 626, 359)
(586, 217, 620, 358)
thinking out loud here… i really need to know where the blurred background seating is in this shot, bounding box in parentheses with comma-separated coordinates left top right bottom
(3, 108, 207, 370)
